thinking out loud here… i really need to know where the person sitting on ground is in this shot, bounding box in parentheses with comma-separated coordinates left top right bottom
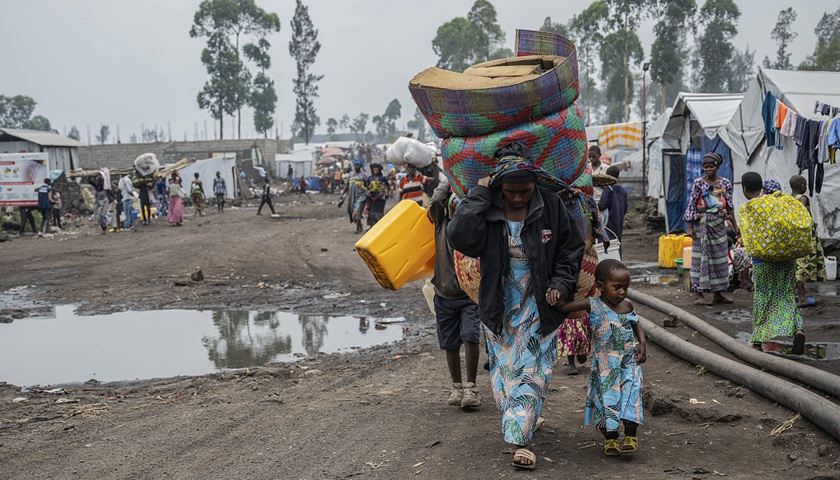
(598, 165, 628, 254)
(213, 171, 227, 213)
(398, 164, 433, 205)
(447, 142, 584, 471)
(739, 172, 805, 354)
(256, 178, 276, 216)
(555, 259, 646, 457)
(790, 175, 826, 308)
(428, 178, 482, 410)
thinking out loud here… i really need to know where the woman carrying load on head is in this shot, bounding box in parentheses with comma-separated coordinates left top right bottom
(684, 152, 739, 305)
(447, 142, 585, 471)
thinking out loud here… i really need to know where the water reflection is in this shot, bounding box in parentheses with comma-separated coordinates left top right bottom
(203, 311, 293, 369)
(0, 306, 403, 386)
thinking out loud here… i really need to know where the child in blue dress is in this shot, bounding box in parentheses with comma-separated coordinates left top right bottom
(556, 259, 646, 456)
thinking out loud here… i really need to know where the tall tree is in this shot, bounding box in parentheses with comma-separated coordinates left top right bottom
(432, 17, 484, 71)
(351, 113, 369, 142)
(540, 16, 568, 36)
(649, 0, 696, 111)
(191, 0, 279, 139)
(467, 0, 506, 60)
(763, 8, 797, 70)
(569, 2, 609, 124)
(372, 115, 386, 142)
(244, 34, 280, 138)
(68, 125, 81, 141)
(0, 95, 37, 129)
(27, 115, 52, 132)
(383, 99, 402, 140)
(697, 0, 740, 93)
(289, 0, 323, 145)
(800, 6, 840, 71)
(729, 45, 755, 93)
(432, 0, 509, 71)
(406, 108, 428, 142)
(326, 117, 338, 137)
(339, 114, 350, 134)
(600, 30, 644, 123)
(95, 125, 110, 145)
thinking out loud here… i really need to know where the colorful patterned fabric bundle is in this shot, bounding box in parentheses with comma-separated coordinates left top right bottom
(441, 103, 588, 198)
(453, 251, 480, 304)
(410, 31, 579, 139)
(738, 191, 813, 261)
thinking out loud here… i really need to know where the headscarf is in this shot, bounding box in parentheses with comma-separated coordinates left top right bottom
(353, 158, 364, 169)
(489, 142, 567, 191)
(702, 152, 723, 167)
(762, 179, 782, 194)
(370, 163, 382, 174)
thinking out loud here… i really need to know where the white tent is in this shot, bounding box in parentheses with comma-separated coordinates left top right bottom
(647, 92, 744, 232)
(724, 67, 840, 241)
(178, 156, 237, 199)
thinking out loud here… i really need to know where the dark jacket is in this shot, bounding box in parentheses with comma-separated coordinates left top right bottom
(37, 184, 52, 210)
(447, 184, 584, 335)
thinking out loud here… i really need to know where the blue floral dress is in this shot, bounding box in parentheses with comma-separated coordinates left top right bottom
(485, 220, 559, 446)
(584, 297, 644, 432)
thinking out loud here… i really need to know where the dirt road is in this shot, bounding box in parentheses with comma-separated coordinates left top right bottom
(1, 196, 838, 479)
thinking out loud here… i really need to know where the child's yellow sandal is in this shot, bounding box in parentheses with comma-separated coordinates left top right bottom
(621, 436, 638, 454)
(604, 438, 621, 456)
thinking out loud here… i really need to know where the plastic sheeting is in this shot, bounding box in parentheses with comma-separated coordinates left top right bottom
(177, 156, 237, 199)
(725, 68, 840, 241)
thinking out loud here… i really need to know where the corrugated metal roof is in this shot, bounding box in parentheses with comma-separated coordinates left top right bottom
(0, 128, 85, 147)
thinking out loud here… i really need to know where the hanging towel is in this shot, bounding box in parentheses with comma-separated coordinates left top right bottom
(776, 102, 788, 130)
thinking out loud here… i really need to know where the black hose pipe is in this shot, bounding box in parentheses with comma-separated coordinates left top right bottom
(639, 314, 840, 442)
(629, 289, 840, 399)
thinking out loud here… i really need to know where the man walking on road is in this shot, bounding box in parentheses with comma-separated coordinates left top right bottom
(213, 171, 227, 213)
(118, 172, 135, 228)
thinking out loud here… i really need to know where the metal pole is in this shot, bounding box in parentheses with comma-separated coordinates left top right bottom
(642, 62, 650, 197)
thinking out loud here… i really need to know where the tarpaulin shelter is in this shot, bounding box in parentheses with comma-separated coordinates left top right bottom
(724, 67, 840, 242)
(647, 93, 744, 232)
(177, 156, 237, 200)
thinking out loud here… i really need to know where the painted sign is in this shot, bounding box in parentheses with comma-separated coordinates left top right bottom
(0, 153, 49, 207)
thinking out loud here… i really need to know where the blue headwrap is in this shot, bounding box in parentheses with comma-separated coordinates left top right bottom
(762, 179, 781, 194)
(353, 158, 364, 168)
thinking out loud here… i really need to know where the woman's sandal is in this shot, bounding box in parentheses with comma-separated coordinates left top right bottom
(604, 438, 621, 456)
(621, 436, 638, 454)
(512, 448, 537, 470)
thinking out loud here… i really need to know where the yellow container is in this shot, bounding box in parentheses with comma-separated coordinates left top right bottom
(355, 200, 436, 290)
(658, 234, 686, 268)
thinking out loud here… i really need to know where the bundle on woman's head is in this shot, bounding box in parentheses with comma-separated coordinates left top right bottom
(702, 152, 723, 167)
(488, 141, 567, 191)
(762, 179, 782, 194)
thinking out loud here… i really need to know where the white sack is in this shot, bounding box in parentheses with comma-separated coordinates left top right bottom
(385, 137, 436, 168)
(134, 153, 160, 176)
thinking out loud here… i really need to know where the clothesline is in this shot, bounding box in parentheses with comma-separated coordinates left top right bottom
(761, 91, 840, 196)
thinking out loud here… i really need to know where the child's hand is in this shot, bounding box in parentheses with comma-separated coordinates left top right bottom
(545, 288, 563, 306)
(635, 343, 647, 364)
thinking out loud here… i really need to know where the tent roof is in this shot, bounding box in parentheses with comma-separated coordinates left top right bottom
(725, 67, 840, 164)
(650, 92, 743, 151)
(0, 128, 85, 147)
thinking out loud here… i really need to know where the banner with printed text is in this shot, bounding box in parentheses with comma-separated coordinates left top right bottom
(0, 153, 49, 207)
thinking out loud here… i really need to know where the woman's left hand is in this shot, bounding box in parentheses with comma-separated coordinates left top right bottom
(545, 288, 563, 306)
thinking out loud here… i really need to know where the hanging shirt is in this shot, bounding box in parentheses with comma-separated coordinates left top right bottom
(780, 110, 797, 137)
(762, 92, 777, 147)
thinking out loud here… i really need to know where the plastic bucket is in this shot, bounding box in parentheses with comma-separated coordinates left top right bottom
(594, 241, 621, 263)
(826, 256, 837, 281)
(674, 258, 684, 276)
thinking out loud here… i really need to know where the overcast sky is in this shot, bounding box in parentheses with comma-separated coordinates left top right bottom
(2, 0, 836, 143)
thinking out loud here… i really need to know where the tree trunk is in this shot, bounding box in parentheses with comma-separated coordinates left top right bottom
(660, 84, 666, 113)
(220, 115, 224, 140)
(623, 27, 630, 122)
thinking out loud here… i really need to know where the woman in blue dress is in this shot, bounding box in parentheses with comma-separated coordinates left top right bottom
(448, 142, 584, 470)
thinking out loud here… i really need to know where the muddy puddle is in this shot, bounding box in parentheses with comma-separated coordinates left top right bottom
(0, 305, 405, 386)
